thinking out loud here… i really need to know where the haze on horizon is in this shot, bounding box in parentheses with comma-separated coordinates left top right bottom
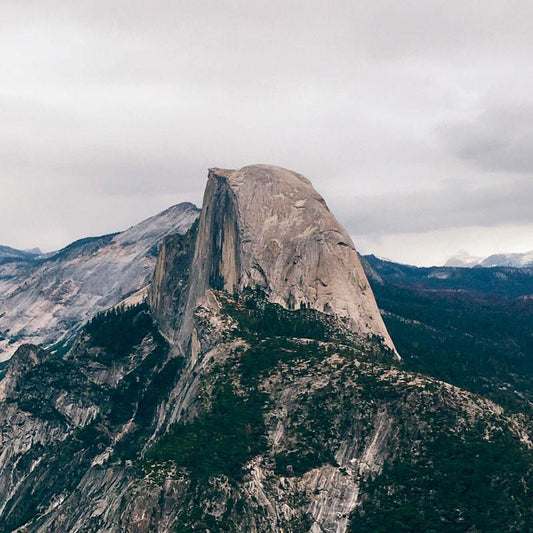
(1, 1, 532, 266)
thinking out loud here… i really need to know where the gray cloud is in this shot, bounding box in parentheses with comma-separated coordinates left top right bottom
(336, 179, 533, 235)
(440, 105, 533, 175)
(1, 1, 533, 264)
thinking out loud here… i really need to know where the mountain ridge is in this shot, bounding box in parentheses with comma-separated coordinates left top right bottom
(446, 249, 533, 268)
(0, 166, 531, 532)
(0, 245, 40, 264)
(0, 202, 199, 361)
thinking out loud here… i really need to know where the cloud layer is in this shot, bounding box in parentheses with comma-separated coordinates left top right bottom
(1, 1, 532, 264)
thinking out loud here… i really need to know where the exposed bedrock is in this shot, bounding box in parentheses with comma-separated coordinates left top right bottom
(171, 164, 396, 355)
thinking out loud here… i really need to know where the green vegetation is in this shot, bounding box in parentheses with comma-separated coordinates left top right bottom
(363, 254, 533, 296)
(141, 287, 533, 531)
(369, 280, 533, 412)
(84, 304, 184, 462)
(0, 359, 8, 380)
(239, 336, 326, 381)
(221, 289, 330, 342)
(224, 290, 391, 377)
(144, 292, 359, 482)
(350, 429, 533, 532)
(111, 354, 184, 461)
(85, 302, 154, 356)
(145, 384, 266, 481)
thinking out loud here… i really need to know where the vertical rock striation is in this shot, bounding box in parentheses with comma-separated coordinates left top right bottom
(149, 219, 199, 344)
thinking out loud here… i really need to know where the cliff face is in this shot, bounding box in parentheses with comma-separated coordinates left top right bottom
(178, 165, 395, 355)
(149, 219, 198, 343)
(0, 166, 531, 532)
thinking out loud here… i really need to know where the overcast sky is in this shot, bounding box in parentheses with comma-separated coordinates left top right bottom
(1, 1, 532, 265)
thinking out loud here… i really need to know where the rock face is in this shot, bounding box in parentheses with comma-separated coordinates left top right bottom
(149, 220, 198, 344)
(178, 165, 395, 354)
(0, 203, 199, 361)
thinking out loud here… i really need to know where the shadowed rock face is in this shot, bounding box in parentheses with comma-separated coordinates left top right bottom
(149, 220, 199, 343)
(179, 164, 396, 354)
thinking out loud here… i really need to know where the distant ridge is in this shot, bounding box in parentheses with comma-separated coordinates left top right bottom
(446, 249, 533, 268)
(0, 245, 40, 262)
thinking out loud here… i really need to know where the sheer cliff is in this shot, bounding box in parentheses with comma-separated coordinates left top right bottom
(0, 166, 531, 532)
(151, 165, 396, 355)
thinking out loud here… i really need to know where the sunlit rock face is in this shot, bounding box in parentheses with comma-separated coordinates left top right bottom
(178, 164, 396, 354)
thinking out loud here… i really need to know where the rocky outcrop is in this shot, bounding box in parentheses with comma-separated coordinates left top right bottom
(0, 344, 44, 400)
(178, 165, 396, 355)
(149, 220, 198, 344)
(0, 203, 199, 361)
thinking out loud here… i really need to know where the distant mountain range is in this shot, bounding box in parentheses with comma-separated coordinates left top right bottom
(0, 245, 41, 262)
(445, 249, 533, 268)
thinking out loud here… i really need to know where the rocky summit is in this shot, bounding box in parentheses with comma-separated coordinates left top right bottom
(151, 164, 395, 355)
(0, 165, 531, 532)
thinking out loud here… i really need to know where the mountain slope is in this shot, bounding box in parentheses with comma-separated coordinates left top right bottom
(0, 166, 531, 532)
(0, 203, 199, 361)
(362, 254, 533, 412)
(1, 287, 530, 532)
(0, 245, 40, 263)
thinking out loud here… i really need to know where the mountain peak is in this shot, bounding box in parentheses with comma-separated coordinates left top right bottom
(173, 165, 396, 354)
(445, 249, 533, 268)
(209, 164, 315, 188)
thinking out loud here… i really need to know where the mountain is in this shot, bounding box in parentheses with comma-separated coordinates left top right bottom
(0, 245, 40, 263)
(362, 254, 533, 411)
(151, 165, 396, 354)
(0, 203, 199, 361)
(480, 250, 533, 268)
(363, 253, 533, 296)
(0, 166, 531, 532)
(446, 249, 533, 268)
(443, 250, 483, 267)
